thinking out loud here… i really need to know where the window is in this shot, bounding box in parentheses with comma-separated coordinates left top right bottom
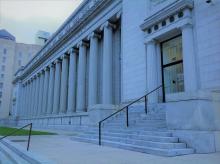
(18, 60, 22, 66)
(1, 74, 4, 78)
(2, 65, 5, 71)
(19, 52, 22, 58)
(0, 91, 2, 98)
(3, 48, 7, 54)
(2, 56, 6, 63)
(0, 83, 3, 89)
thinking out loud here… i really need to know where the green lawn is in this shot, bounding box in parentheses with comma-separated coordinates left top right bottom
(0, 126, 56, 136)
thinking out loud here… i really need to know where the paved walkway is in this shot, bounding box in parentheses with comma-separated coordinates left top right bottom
(8, 130, 220, 164)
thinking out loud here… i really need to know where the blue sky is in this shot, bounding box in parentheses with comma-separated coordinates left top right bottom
(0, 0, 82, 44)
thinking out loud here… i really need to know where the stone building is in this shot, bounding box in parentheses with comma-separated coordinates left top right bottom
(0, 29, 41, 118)
(12, 0, 220, 156)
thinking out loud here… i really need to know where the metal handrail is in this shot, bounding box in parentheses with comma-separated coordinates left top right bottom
(0, 123, 32, 151)
(98, 85, 163, 145)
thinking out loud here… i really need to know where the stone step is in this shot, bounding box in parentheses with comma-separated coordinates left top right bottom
(79, 129, 172, 137)
(78, 133, 179, 143)
(103, 121, 167, 127)
(71, 136, 194, 157)
(72, 134, 185, 149)
(75, 131, 172, 138)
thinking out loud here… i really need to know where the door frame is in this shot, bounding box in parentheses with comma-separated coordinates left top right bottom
(160, 34, 183, 102)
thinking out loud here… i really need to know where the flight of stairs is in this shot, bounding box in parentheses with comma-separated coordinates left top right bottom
(71, 105, 194, 156)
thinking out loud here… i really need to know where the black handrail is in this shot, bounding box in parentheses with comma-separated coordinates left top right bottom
(0, 123, 32, 151)
(98, 85, 162, 145)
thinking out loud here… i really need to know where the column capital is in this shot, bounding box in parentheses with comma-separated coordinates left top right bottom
(116, 11, 122, 19)
(68, 47, 78, 54)
(145, 39, 156, 45)
(37, 72, 41, 77)
(87, 32, 101, 40)
(100, 21, 116, 31)
(61, 54, 69, 60)
(44, 66, 49, 71)
(49, 62, 55, 68)
(180, 23, 193, 30)
(54, 58, 62, 64)
(77, 41, 89, 48)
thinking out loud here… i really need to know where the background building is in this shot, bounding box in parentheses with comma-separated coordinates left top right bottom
(0, 29, 41, 118)
(35, 30, 50, 46)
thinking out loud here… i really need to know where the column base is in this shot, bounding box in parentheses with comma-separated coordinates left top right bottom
(88, 104, 117, 125)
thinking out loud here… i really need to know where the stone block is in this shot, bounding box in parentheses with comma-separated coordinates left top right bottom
(212, 90, 220, 130)
(166, 92, 216, 130)
(71, 117, 80, 125)
(214, 131, 220, 152)
(62, 117, 70, 125)
(81, 116, 90, 125)
(172, 130, 216, 153)
(88, 104, 117, 125)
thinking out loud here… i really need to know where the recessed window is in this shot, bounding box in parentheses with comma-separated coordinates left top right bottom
(1, 74, 4, 78)
(2, 56, 6, 63)
(2, 65, 5, 71)
(3, 48, 7, 54)
(148, 28, 152, 34)
(19, 52, 22, 58)
(18, 60, 22, 66)
(0, 83, 3, 89)
(0, 91, 2, 98)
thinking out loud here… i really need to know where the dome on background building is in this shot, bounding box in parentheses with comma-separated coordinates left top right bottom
(0, 29, 16, 41)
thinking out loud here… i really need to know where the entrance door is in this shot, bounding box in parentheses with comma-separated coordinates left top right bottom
(161, 36, 184, 98)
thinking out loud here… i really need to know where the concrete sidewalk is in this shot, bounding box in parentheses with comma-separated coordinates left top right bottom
(7, 133, 220, 164)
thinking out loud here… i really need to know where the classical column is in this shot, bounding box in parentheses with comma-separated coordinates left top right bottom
(30, 76, 35, 116)
(28, 79, 33, 117)
(60, 54, 69, 114)
(88, 32, 100, 107)
(102, 21, 115, 104)
(146, 40, 158, 103)
(38, 70, 45, 115)
(47, 63, 55, 114)
(67, 48, 77, 113)
(76, 41, 88, 112)
(181, 22, 197, 91)
(23, 83, 28, 117)
(53, 59, 62, 114)
(16, 80, 22, 117)
(34, 73, 40, 116)
(42, 67, 49, 115)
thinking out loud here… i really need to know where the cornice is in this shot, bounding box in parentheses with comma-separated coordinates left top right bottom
(140, 0, 194, 31)
(21, 0, 116, 79)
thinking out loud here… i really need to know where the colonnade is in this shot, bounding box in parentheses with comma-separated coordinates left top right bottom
(19, 21, 118, 118)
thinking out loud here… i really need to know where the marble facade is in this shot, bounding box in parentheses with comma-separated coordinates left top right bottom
(11, 0, 220, 153)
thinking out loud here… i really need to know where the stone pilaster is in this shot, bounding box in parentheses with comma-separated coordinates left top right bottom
(146, 40, 158, 103)
(181, 21, 197, 91)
